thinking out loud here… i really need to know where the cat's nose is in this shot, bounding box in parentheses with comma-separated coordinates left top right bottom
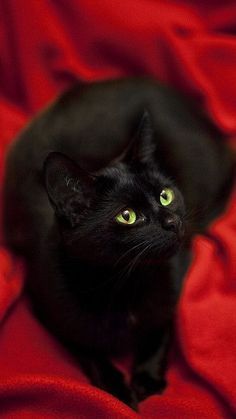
(163, 216, 183, 235)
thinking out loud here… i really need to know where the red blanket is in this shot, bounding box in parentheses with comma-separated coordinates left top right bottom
(0, 1, 235, 417)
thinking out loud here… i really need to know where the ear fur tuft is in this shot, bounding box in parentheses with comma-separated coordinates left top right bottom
(44, 152, 94, 226)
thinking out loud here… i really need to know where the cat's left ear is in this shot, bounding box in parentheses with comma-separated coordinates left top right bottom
(43, 152, 95, 227)
(123, 110, 156, 165)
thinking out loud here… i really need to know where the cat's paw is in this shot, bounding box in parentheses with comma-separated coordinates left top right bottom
(125, 390, 139, 412)
(111, 380, 139, 411)
(132, 371, 166, 402)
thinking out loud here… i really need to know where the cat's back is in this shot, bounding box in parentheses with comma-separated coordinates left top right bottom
(5, 77, 223, 172)
(3, 77, 234, 251)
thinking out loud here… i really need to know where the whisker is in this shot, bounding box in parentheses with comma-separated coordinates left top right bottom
(125, 243, 152, 277)
(114, 240, 150, 267)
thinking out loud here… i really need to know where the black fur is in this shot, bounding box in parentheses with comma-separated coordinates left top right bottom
(3, 78, 234, 410)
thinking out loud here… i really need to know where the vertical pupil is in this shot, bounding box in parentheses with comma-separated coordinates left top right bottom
(123, 210, 130, 221)
(162, 192, 168, 200)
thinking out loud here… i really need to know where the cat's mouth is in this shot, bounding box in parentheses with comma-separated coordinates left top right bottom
(142, 241, 180, 265)
(151, 234, 182, 260)
(130, 231, 183, 267)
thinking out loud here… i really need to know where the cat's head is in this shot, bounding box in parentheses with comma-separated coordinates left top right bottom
(44, 112, 185, 269)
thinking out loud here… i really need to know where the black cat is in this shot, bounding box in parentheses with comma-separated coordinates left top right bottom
(3, 78, 234, 410)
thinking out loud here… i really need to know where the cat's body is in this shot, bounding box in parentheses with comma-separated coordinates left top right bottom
(3, 78, 234, 409)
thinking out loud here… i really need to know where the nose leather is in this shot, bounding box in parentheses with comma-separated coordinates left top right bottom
(163, 216, 182, 234)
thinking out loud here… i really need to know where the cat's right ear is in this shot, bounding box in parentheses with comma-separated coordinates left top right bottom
(119, 110, 156, 165)
(43, 152, 95, 226)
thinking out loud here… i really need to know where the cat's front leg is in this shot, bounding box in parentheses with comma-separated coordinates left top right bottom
(131, 328, 171, 402)
(78, 352, 138, 410)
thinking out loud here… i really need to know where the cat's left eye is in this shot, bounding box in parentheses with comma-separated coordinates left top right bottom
(115, 208, 137, 225)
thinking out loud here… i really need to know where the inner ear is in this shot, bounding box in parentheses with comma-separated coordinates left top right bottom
(44, 152, 95, 224)
(119, 110, 156, 165)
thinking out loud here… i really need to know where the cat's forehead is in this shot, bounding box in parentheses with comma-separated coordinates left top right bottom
(98, 163, 173, 203)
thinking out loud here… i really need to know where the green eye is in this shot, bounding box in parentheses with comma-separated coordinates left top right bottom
(160, 188, 175, 206)
(115, 208, 137, 225)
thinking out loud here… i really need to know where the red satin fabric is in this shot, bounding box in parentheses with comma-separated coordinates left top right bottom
(0, 1, 236, 417)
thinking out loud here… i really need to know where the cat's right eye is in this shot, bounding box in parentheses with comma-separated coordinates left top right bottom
(160, 188, 175, 206)
(115, 208, 137, 226)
